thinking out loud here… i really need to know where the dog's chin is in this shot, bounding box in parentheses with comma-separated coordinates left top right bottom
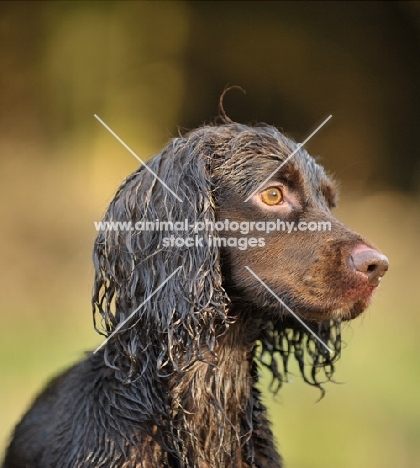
(262, 284, 378, 323)
(297, 289, 376, 322)
(229, 280, 378, 323)
(336, 284, 377, 320)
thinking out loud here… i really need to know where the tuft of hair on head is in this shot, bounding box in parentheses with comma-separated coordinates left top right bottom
(218, 85, 246, 124)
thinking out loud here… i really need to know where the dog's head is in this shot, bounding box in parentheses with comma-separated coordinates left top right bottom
(92, 122, 388, 390)
(209, 124, 388, 322)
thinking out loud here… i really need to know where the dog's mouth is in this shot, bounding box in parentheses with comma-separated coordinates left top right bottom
(291, 247, 388, 322)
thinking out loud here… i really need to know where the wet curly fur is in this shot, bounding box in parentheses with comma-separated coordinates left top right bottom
(3, 121, 385, 468)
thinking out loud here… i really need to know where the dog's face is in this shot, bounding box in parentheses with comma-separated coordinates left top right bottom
(92, 122, 388, 380)
(211, 126, 388, 322)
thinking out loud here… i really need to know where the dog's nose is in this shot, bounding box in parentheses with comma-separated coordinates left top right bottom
(350, 245, 389, 287)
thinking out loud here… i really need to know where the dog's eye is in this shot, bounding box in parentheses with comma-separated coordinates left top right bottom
(260, 187, 283, 205)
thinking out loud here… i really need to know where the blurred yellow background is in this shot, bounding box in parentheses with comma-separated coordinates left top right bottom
(1, 2, 420, 467)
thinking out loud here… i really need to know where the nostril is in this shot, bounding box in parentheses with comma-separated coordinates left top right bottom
(350, 245, 389, 287)
(366, 263, 378, 273)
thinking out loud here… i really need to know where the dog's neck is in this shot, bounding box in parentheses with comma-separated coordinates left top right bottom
(98, 306, 262, 467)
(169, 308, 259, 467)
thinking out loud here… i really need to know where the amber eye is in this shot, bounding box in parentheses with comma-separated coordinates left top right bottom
(260, 187, 283, 205)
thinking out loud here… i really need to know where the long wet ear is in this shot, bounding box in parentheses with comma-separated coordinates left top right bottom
(259, 318, 342, 397)
(92, 135, 231, 381)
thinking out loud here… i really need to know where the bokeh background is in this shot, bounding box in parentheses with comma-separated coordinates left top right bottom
(1, 1, 420, 467)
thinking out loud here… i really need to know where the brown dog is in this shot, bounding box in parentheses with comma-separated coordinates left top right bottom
(3, 122, 388, 468)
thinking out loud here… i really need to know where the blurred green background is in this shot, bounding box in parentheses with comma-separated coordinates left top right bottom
(1, 1, 420, 467)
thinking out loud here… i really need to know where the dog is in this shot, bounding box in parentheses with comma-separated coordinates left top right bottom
(3, 120, 388, 467)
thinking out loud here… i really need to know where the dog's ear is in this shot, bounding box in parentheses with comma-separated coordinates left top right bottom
(259, 318, 341, 396)
(92, 136, 231, 380)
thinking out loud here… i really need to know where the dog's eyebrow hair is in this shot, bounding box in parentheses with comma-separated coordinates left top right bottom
(244, 115, 332, 202)
(94, 114, 183, 202)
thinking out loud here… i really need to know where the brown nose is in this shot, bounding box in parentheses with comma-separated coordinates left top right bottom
(350, 246, 389, 287)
